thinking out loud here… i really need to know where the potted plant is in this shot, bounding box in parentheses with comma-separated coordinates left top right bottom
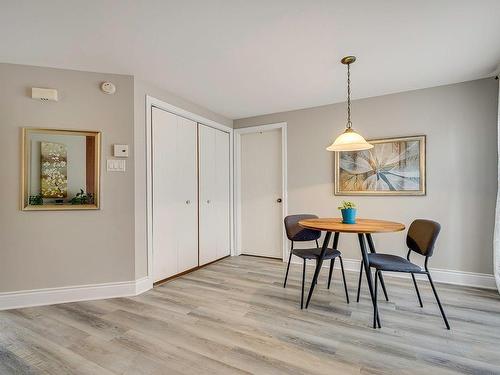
(338, 201, 357, 224)
(70, 189, 94, 205)
(29, 194, 43, 205)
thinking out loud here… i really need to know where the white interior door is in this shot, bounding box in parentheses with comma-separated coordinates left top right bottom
(199, 124, 231, 265)
(152, 108, 177, 282)
(152, 107, 198, 282)
(199, 124, 217, 265)
(176, 116, 199, 273)
(240, 129, 283, 258)
(215, 130, 230, 259)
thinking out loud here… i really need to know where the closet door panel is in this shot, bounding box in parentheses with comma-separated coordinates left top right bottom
(215, 130, 230, 259)
(152, 108, 179, 282)
(199, 124, 217, 265)
(176, 116, 199, 273)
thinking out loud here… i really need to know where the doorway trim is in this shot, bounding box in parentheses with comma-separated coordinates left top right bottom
(145, 95, 235, 284)
(234, 122, 288, 260)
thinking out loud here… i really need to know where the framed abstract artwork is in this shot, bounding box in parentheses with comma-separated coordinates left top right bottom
(334, 135, 426, 196)
(40, 141, 68, 199)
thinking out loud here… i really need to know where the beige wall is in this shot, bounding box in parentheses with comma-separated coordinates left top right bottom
(133, 79, 233, 279)
(0, 63, 135, 292)
(0, 63, 232, 293)
(1, 61, 495, 292)
(235, 78, 498, 275)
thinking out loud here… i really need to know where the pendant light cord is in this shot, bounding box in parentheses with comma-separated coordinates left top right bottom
(347, 63, 352, 129)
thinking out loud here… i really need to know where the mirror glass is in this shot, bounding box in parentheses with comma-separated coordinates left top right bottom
(22, 128, 100, 210)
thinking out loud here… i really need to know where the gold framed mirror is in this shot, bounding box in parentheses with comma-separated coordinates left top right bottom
(21, 128, 101, 210)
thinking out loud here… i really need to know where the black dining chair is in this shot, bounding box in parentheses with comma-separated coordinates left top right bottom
(283, 214, 349, 309)
(357, 219, 450, 329)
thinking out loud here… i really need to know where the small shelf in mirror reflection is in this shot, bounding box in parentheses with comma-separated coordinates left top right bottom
(21, 128, 101, 211)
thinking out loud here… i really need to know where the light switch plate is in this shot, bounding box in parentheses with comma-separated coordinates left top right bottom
(107, 159, 126, 172)
(113, 144, 129, 157)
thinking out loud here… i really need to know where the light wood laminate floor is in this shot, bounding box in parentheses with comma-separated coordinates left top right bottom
(1, 255, 499, 374)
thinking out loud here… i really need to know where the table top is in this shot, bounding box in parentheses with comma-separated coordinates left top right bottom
(299, 218, 405, 234)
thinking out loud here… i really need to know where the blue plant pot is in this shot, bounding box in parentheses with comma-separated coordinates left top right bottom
(341, 208, 357, 224)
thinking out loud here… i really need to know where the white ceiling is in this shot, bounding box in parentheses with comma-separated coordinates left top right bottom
(1, 0, 499, 119)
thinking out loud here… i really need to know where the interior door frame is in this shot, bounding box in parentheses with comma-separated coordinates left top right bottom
(146, 95, 234, 284)
(234, 122, 288, 260)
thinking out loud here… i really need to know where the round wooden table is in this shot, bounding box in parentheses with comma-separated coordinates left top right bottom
(299, 218, 405, 328)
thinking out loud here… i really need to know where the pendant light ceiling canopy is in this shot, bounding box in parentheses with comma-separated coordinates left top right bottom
(326, 56, 373, 152)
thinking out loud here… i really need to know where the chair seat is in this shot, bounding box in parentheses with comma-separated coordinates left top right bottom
(368, 253, 422, 273)
(292, 248, 341, 260)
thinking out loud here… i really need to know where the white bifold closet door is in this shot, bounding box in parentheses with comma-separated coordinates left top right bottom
(199, 124, 230, 265)
(152, 107, 198, 282)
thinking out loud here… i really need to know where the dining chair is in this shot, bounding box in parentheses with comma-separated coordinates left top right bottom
(357, 219, 450, 329)
(283, 214, 349, 309)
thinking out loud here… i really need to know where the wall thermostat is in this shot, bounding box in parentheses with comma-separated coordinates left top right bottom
(101, 81, 116, 94)
(32, 87, 58, 101)
(113, 144, 129, 157)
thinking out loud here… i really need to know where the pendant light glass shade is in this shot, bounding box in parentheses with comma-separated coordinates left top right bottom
(326, 128, 373, 151)
(327, 55, 372, 152)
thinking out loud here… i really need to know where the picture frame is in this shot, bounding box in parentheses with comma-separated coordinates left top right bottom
(21, 127, 101, 210)
(334, 135, 426, 196)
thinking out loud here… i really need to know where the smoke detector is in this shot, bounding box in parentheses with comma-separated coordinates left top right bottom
(101, 81, 116, 94)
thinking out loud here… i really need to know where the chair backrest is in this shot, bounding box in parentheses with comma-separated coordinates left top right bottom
(284, 214, 321, 242)
(406, 219, 441, 257)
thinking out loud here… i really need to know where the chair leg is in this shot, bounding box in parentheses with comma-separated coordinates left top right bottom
(301, 259, 306, 309)
(426, 272, 450, 330)
(283, 250, 293, 288)
(374, 270, 380, 328)
(378, 272, 389, 302)
(366, 233, 389, 302)
(411, 273, 423, 307)
(339, 256, 350, 304)
(356, 261, 363, 302)
(314, 259, 318, 286)
(327, 258, 335, 289)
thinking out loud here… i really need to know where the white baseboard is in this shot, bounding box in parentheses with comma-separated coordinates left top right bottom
(0, 277, 153, 311)
(135, 276, 153, 295)
(1, 256, 496, 311)
(290, 257, 497, 290)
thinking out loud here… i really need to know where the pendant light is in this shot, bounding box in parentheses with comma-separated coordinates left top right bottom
(326, 56, 373, 152)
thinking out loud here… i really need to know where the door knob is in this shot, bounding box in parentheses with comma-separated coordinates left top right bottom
(186, 200, 191, 204)
(277, 198, 282, 203)
(207, 200, 211, 204)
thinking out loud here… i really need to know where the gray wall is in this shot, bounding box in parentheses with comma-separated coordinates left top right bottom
(0, 63, 135, 292)
(134, 79, 233, 279)
(235, 79, 498, 275)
